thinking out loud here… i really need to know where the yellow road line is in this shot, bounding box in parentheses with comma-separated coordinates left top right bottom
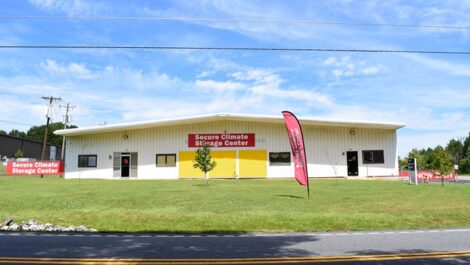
(0, 250, 469, 264)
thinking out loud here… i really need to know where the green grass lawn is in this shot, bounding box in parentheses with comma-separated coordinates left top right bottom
(0, 174, 469, 233)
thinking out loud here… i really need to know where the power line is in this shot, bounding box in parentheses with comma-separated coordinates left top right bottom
(0, 45, 469, 55)
(0, 119, 34, 127)
(1, 15, 469, 30)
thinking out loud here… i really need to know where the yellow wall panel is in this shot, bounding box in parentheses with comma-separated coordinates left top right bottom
(178, 151, 204, 178)
(210, 151, 237, 178)
(239, 150, 267, 178)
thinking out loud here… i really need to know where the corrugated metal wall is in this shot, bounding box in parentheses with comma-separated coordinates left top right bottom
(0, 134, 61, 160)
(64, 120, 398, 179)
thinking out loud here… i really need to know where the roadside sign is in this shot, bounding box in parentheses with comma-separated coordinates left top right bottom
(408, 158, 418, 185)
(6, 161, 64, 175)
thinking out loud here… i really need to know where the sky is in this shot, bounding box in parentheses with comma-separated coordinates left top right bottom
(0, 0, 469, 156)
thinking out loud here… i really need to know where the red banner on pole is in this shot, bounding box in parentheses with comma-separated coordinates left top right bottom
(282, 111, 309, 187)
(6, 161, 64, 175)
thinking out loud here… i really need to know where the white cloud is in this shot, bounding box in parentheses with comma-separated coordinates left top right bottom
(68, 63, 94, 79)
(140, 0, 335, 42)
(28, 0, 105, 16)
(107, 94, 271, 123)
(0, 77, 64, 97)
(28, 0, 55, 9)
(361, 66, 380, 75)
(39, 60, 187, 92)
(41, 59, 64, 74)
(93, 66, 338, 122)
(0, 61, 193, 128)
(196, 71, 213, 78)
(232, 69, 283, 86)
(231, 68, 335, 108)
(409, 88, 470, 109)
(257, 86, 334, 108)
(318, 104, 469, 132)
(0, 97, 45, 122)
(404, 54, 470, 77)
(195, 80, 246, 92)
(331, 69, 345, 78)
(323, 56, 384, 78)
(41, 59, 96, 79)
(323, 57, 337, 66)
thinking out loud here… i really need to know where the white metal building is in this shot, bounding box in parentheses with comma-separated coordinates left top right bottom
(54, 113, 404, 179)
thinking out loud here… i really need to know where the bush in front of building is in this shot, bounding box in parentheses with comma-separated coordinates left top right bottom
(14, 150, 23, 159)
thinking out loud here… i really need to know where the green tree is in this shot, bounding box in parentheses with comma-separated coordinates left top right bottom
(193, 144, 217, 185)
(26, 122, 77, 146)
(408, 149, 427, 170)
(456, 133, 470, 174)
(14, 149, 23, 159)
(459, 157, 470, 173)
(404, 132, 470, 174)
(432, 146, 453, 186)
(8, 129, 27, 138)
(398, 156, 408, 170)
(446, 138, 464, 164)
(0, 130, 6, 135)
(463, 132, 470, 158)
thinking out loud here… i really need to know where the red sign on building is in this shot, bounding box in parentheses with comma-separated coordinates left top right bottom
(188, 133, 255, 148)
(6, 161, 64, 175)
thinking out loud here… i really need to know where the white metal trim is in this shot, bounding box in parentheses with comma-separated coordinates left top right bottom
(55, 113, 405, 136)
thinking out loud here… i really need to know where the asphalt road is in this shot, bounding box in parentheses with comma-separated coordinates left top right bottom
(0, 228, 469, 264)
(456, 175, 470, 184)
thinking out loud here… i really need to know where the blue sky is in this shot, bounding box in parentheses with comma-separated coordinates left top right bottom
(0, 0, 469, 156)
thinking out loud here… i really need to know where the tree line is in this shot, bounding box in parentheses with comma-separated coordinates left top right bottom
(399, 132, 470, 174)
(0, 122, 77, 147)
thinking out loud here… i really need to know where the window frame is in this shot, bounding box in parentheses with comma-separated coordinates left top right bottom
(362, 150, 385, 164)
(269, 152, 291, 166)
(155, 153, 177, 167)
(78, 154, 97, 168)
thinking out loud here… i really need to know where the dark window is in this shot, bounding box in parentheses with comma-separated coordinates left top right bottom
(156, 154, 176, 167)
(78, 155, 97, 168)
(269, 152, 291, 165)
(362, 150, 384, 164)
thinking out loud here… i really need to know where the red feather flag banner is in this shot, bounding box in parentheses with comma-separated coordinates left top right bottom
(282, 111, 310, 197)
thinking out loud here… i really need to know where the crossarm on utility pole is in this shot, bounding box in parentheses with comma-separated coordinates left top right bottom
(40, 96, 61, 161)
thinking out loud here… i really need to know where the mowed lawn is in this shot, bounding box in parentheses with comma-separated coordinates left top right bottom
(0, 174, 469, 233)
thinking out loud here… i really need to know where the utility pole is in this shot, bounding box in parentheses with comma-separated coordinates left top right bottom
(40, 96, 61, 161)
(59, 103, 75, 161)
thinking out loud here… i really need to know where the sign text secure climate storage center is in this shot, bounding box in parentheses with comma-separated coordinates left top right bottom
(54, 113, 404, 179)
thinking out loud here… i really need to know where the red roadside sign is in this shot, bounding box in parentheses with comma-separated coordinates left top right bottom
(6, 161, 64, 175)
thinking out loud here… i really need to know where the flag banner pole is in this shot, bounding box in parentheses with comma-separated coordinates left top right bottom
(295, 113, 310, 199)
(307, 175, 310, 199)
(282, 111, 310, 198)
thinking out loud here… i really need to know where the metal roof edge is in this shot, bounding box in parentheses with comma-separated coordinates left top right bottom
(54, 112, 405, 136)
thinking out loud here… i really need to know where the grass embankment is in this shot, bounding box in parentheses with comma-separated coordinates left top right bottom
(1, 174, 469, 233)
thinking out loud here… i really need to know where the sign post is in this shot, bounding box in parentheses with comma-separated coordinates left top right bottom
(408, 158, 418, 185)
